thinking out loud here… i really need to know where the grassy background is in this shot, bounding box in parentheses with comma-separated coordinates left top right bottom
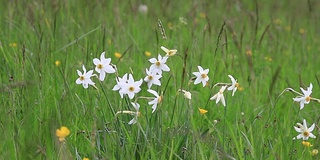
(1, 0, 320, 159)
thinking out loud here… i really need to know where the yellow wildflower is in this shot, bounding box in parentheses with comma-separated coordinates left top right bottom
(9, 43, 17, 47)
(83, 157, 90, 160)
(199, 12, 206, 18)
(302, 141, 313, 147)
(55, 60, 61, 66)
(299, 28, 305, 34)
(246, 50, 252, 56)
(264, 57, 272, 62)
(56, 126, 70, 142)
(114, 52, 122, 59)
(144, 51, 151, 57)
(198, 108, 208, 115)
(285, 26, 291, 32)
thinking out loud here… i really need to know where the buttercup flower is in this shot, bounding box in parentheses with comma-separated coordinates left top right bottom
(76, 65, 95, 89)
(144, 68, 162, 88)
(56, 126, 70, 142)
(161, 46, 177, 57)
(210, 85, 227, 106)
(293, 119, 316, 140)
(149, 54, 170, 75)
(112, 74, 128, 98)
(227, 75, 239, 96)
(119, 74, 143, 99)
(128, 102, 141, 125)
(192, 66, 209, 87)
(198, 108, 208, 115)
(302, 141, 313, 147)
(293, 83, 312, 110)
(93, 52, 116, 81)
(147, 89, 162, 113)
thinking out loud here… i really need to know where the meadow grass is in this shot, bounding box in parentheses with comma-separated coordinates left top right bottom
(1, 0, 320, 159)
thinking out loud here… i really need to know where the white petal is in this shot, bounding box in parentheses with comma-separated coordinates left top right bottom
(161, 46, 169, 53)
(296, 134, 303, 139)
(210, 94, 218, 100)
(308, 123, 315, 132)
(194, 77, 202, 85)
(294, 126, 302, 133)
(197, 66, 204, 72)
(201, 79, 207, 87)
(76, 78, 82, 84)
(99, 71, 106, 81)
(221, 95, 226, 106)
(128, 117, 137, 125)
(160, 64, 170, 72)
(147, 89, 159, 97)
(309, 133, 316, 139)
(149, 58, 157, 63)
(93, 58, 100, 65)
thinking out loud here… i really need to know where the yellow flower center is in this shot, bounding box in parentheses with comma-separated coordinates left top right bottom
(201, 73, 207, 79)
(137, 112, 141, 117)
(148, 75, 153, 80)
(303, 131, 309, 137)
(156, 61, 161, 66)
(97, 64, 103, 69)
(129, 86, 135, 92)
(306, 96, 311, 102)
(235, 83, 240, 88)
(79, 75, 85, 81)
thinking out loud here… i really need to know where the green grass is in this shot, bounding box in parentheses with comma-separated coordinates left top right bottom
(1, 0, 320, 159)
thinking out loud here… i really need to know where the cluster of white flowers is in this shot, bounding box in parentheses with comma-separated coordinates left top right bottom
(191, 66, 240, 107)
(75, 45, 244, 124)
(75, 46, 179, 124)
(280, 83, 318, 142)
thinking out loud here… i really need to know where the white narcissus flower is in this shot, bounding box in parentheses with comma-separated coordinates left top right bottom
(227, 75, 239, 96)
(293, 119, 316, 140)
(293, 83, 313, 110)
(76, 65, 95, 89)
(210, 85, 227, 106)
(149, 54, 170, 75)
(128, 102, 140, 125)
(93, 52, 116, 81)
(147, 89, 162, 113)
(161, 46, 177, 57)
(192, 66, 209, 87)
(112, 74, 128, 98)
(120, 74, 143, 99)
(144, 68, 162, 88)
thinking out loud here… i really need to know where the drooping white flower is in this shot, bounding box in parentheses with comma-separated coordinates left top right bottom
(293, 119, 316, 140)
(210, 85, 227, 106)
(144, 68, 162, 88)
(112, 73, 128, 98)
(192, 66, 209, 87)
(119, 74, 143, 99)
(161, 46, 177, 57)
(93, 52, 116, 81)
(293, 83, 313, 110)
(227, 75, 239, 96)
(149, 54, 170, 75)
(128, 102, 140, 125)
(147, 89, 162, 113)
(179, 89, 192, 100)
(76, 65, 95, 89)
